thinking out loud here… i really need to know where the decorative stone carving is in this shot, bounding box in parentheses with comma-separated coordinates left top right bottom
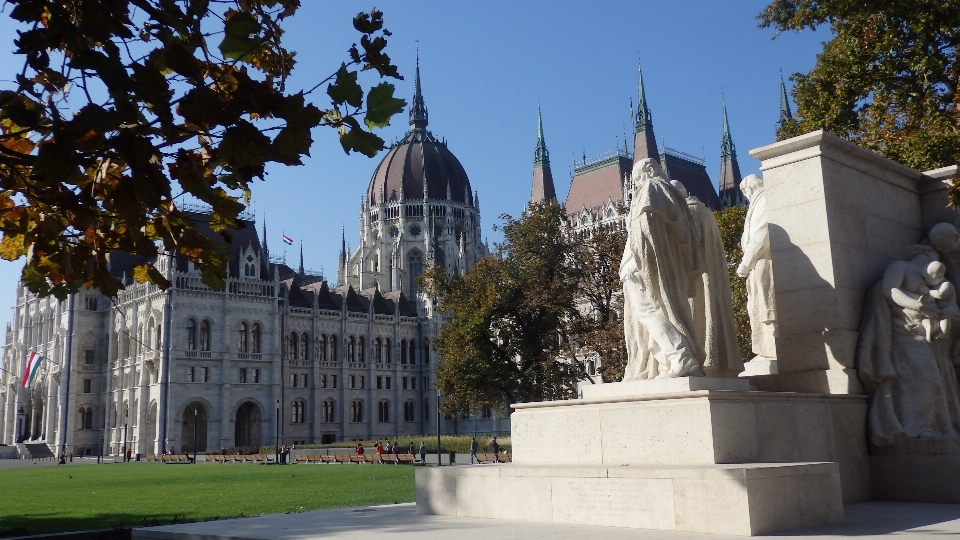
(621, 159, 704, 380)
(736, 174, 777, 360)
(673, 181, 744, 377)
(856, 238, 960, 446)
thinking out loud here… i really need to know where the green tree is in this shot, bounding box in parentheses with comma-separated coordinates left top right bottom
(760, 0, 960, 174)
(570, 222, 627, 383)
(0, 1, 405, 298)
(422, 202, 582, 415)
(714, 205, 751, 361)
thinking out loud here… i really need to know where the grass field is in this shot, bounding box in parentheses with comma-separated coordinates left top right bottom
(0, 462, 415, 536)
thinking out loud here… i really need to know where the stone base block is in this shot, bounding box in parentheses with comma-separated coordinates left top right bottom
(740, 358, 778, 377)
(870, 439, 960, 503)
(580, 377, 749, 399)
(511, 390, 871, 502)
(416, 462, 844, 536)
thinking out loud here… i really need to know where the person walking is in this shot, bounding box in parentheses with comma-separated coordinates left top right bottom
(58, 450, 66, 465)
(418, 441, 426, 464)
(408, 442, 414, 455)
(356, 443, 364, 455)
(470, 437, 479, 464)
(392, 441, 400, 455)
(490, 437, 500, 463)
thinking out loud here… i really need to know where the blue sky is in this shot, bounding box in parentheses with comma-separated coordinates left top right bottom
(0, 0, 827, 330)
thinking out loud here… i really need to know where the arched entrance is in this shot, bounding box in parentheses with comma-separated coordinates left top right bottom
(235, 401, 261, 448)
(180, 401, 208, 454)
(146, 402, 158, 455)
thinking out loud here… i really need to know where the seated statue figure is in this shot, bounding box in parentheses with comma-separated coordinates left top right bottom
(856, 240, 960, 446)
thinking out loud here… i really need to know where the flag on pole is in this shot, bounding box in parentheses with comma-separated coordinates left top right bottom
(282, 234, 294, 245)
(21, 351, 44, 388)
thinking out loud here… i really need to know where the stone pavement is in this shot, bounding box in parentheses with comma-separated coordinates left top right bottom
(132, 501, 960, 540)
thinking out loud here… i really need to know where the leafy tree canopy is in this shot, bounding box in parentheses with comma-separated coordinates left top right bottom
(761, 0, 960, 173)
(421, 202, 583, 414)
(0, 1, 405, 299)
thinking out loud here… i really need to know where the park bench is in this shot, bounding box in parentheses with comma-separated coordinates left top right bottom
(307, 455, 322, 463)
(335, 454, 351, 464)
(255, 454, 268, 463)
(295, 455, 308, 463)
(364, 454, 380, 464)
(320, 455, 337, 463)
(397, 454, 415, 464)
(381, 453, 398, 464)
(349, 455, 365, 464)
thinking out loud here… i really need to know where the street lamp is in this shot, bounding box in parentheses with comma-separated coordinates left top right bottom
(436, 388, 441, 467)
(123, 423, 128, 462)
(16, 407, 24, 443)
(193, 407, 198, 464)
(275, 399, 280, 464)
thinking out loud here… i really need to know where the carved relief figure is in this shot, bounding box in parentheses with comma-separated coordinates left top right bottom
(856, 241, 960, 446)
(736, 174, 777, 360)
(672, 180, 744, 377)
(620, 159, 705, 380)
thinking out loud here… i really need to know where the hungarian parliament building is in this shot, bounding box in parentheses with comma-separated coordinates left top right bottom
(0, 59, 751, 456)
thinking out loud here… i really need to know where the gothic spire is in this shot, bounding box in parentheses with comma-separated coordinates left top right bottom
(719, 96, 744, 208)
(534, 103, 549, 166)
(339, 227, 347, 268)
(261, 218, 269, 259)
(298, 242, 304, 274)
(635, 64, 652, 132)
(409, 50, 428, 130)
(721, 96, 736, 161)
(778, 70, 793, 127)
(632, 62, 659, 164)
(530, 104, 556, 204)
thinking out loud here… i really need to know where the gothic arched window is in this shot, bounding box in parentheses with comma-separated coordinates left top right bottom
(199, 320, 211, 351)
(185, 319, 197, 351)
(239, 323, 249, 353)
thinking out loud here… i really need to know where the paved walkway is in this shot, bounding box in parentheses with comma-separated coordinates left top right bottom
(131, 501, 960, 540)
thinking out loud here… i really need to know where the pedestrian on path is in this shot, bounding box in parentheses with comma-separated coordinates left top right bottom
(470, 437, 478, 464)
(419, 441, 426, 464)
(490, 437, 500, 463)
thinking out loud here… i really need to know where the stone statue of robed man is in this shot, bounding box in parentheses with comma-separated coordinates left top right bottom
(621, 158, 705, 380)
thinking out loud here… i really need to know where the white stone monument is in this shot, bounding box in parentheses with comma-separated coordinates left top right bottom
(417, 131, 960, 534)
(737, 174, 779, 376)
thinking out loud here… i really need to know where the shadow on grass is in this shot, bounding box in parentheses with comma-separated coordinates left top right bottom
(0, 511, 217, 538)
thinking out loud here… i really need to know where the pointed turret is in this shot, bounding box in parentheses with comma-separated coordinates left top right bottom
(633, 63, 659, 165)
(531, 105, 557, 204)
(261, 219, 269, 260)
(778, 70, 794, 128)
(337, 227, 347, 286)
(298, 243, 304, 274)
(718, 97, 744, 208)
(409, 51, 428, 130)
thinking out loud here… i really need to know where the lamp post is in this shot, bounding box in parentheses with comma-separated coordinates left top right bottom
(275, 399, 280, 464)
(436, 387, 441, 467)
(16, 407, 24, 443)
(123, 423, 128, 462)
(193, 407, 198, 464)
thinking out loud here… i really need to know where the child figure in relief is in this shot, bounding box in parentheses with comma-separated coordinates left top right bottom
(919, 261, 960, 342)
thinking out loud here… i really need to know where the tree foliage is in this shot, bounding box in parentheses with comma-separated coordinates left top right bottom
(0, 1, 404, 299)
(714, 204, 751, 361)
(570, 222, 627, 384)
(760, 0, 960, 175)
(422, 202, 582, 415)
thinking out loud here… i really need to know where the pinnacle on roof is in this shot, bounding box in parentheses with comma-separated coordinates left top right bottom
(261, 218, 268, 258)
(778, 70, 793, 127)
(534, 103, 550, 166)
(635, 63, 653, 133)
(721, 95, 736, 162)
(339, 227, 347, 267)
(299, 243, 304, 274)
(409, 50, 428, 130)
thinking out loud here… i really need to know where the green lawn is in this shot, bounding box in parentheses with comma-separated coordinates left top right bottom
(0, 462, 415, 536)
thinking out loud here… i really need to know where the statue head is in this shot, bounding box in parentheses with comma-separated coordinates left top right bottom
(740, 174, 763, 201)
(929, 223, 960, 254)
(632, 158, 664, 187)
(925, 260, 947, 287)
(670, 180, 689, 198)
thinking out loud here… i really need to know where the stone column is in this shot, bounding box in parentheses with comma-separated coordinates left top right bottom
(3, 384, 14, 443)
(748, 131, 945, 393)
(44, 377, 57, 442)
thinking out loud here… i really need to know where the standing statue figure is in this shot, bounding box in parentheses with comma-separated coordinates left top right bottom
(621, 158, 705, 380)
(736, 174, 777, 361)
(672, 181, 744, 377)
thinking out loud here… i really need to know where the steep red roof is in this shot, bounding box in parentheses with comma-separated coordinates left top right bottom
(565, 154, 631, 216)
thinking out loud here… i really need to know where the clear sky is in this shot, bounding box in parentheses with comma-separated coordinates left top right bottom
(0, 0, 827, 331)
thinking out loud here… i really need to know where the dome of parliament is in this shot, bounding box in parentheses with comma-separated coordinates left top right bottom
(365, 59, 473, 208)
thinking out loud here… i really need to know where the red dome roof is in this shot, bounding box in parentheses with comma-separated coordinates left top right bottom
(366, 128, 472, 206)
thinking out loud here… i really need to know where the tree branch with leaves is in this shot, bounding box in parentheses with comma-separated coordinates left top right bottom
(0, 1, 405, 299)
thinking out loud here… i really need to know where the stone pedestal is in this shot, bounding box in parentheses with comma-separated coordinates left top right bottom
(417, 462, 843, 537)
(870, 439, 960, 504)
(417, 382, 864, 536)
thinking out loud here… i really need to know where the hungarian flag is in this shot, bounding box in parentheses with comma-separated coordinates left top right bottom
(282, 234, 294, 245)
(21, 351, 44, 388)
